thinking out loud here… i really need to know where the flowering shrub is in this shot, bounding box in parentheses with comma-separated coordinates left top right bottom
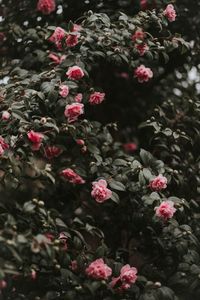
(0, 1, 199, 300)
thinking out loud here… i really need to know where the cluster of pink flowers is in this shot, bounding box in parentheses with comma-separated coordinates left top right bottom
(149, 174, 167, 191)
(66, 66, 84, 80)
(91, 179, 112, 203)
(60, 168, 85, 184)
(49, 27, 65, 50)
(37, 0, 56, 15)
(1, 111, 10, 120)
(59, 85, 69, 98)
(163, 4, 177, 22)
(111, 264, 138, 291)
(85, 259, 112, 280)
(0, 136, 9, 156)
(89, 92, 105, 105)
(27, 130, 44, 151)
(49, 53, 66, 65)
(64, 103, 84, 123)
(155, 200, 176, 220)
(123, 142, 137, 152)
(134, 65, 153, 83)
(44, 146, 62, 159)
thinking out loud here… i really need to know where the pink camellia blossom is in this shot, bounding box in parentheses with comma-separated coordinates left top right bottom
(44, 146, 62, 159)
(66, 34, 79, 47)
(163, 4, 177, 22)
(70, 260, 78, 271)
(59, 85, 69, 97)
(49, 53, 66, 65)
(89, 92, 105, 105)
(0, 136, 9, 156)
(123, 143, 137, 152)
(91, 179, 112, 203)
(75, 93, 83, 103)
(64, 103, 84, 123)
(155, 200, 176, 220)
(0, 280, 7, 289)
(134, 65, 153, 83)
(66, 66, 84, 80)
(60, 168, 85, 184)
(72, 24, 82, 32)
(132, 30, 145, 42)
(85, 258, 112, 280)
(37, 0, 56, 15)
(76, 139, 85, 146)
(2, 111, 11, 120)
(120, 265, 138, 285)
(149, 174, 167, 191)
(49, 27, 65, 50)
(27, 130, 43, 151)
(136, 43, 149, 56)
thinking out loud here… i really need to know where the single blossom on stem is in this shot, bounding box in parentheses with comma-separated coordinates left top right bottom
(89, 92, 105, 105)
(59, 85, 69, 97)
(149, 174, 167, 191)
(60, 168, 85, 184)
(85, 259, 112, 280)
(155, 200, 176, 220)
(37, 0, 56, 15)
(163, 4, 177, 22)
(64, 103, 84, 123)
(49, 27, 65, 50)
(66, 66, 84, 80)
(27, 130, 44, 151)
(91, 179, 112, 203)
(134, 65, 153, 83)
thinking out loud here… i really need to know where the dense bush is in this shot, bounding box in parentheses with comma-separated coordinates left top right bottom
(0, 1, 200, 300)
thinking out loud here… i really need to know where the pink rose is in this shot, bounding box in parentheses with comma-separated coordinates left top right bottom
(132, 30, 145, 42)
(91, 179, 112, 203)
(66, 66, 84, 80)
(163, 4, 177, 22)
(37, 0, 56, 15)
(2, 111, 11, 120)
(123, 143, 137, 152)
(75, 93, 83, 103)
(120, 265, 137, 285)
(85, 258, 112, 280)
(89, 92, 105, 105)
(76, 139, 85, 146)
(134, 65, 153, 83)
(66, 34, 79, 47)
(155, 200, 176, 220)
(149, 174, 167, 191)
(64, 103, 84, 123)
(136, 43, 149, 56)
(59, 85, 69, 97)
(27, 130, 43, 151)
(0, 136, 9, 156)
(44, 146, 62, 159)
(60, 168, 85, 184)
(49, 27, 65, 50)
(49, 53, 66, 65)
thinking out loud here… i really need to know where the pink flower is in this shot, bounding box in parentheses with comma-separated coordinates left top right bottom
(70, 260, 78, 271)
(132, 30, 146, 42)
(85, 259, 112, 280)
(123, 143, 137, 152)
(2, 111, 11, 120)
(66, 34, 79, 47)
(136, 43, 149, 56)
(75, 93, 83, 103)
(49, 27, 65, 50)
(155, 200, 176, 220)
(76, 139, 85, 146)
(60, 168, 85, 184)
(89, 92, 105, 105)
(66, 66, 84, 80)
(27, 130, 43, 151)
(134, 65, 153, 83)
(91, 179, 112, 203)
(0, 136, 9, 156)
(72, 24, 82, 32)
(59, 85, 69, 97)
(44, 146, 62, 159)
(120, 265, 138, 285)
(0, 280, 7, 289)
(49, 53, 66, 65)
(37, 0, 56, 15)
(149, 174, 167, 191)
(163, 4, 177, 22)
(64, 103, 84, 123)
